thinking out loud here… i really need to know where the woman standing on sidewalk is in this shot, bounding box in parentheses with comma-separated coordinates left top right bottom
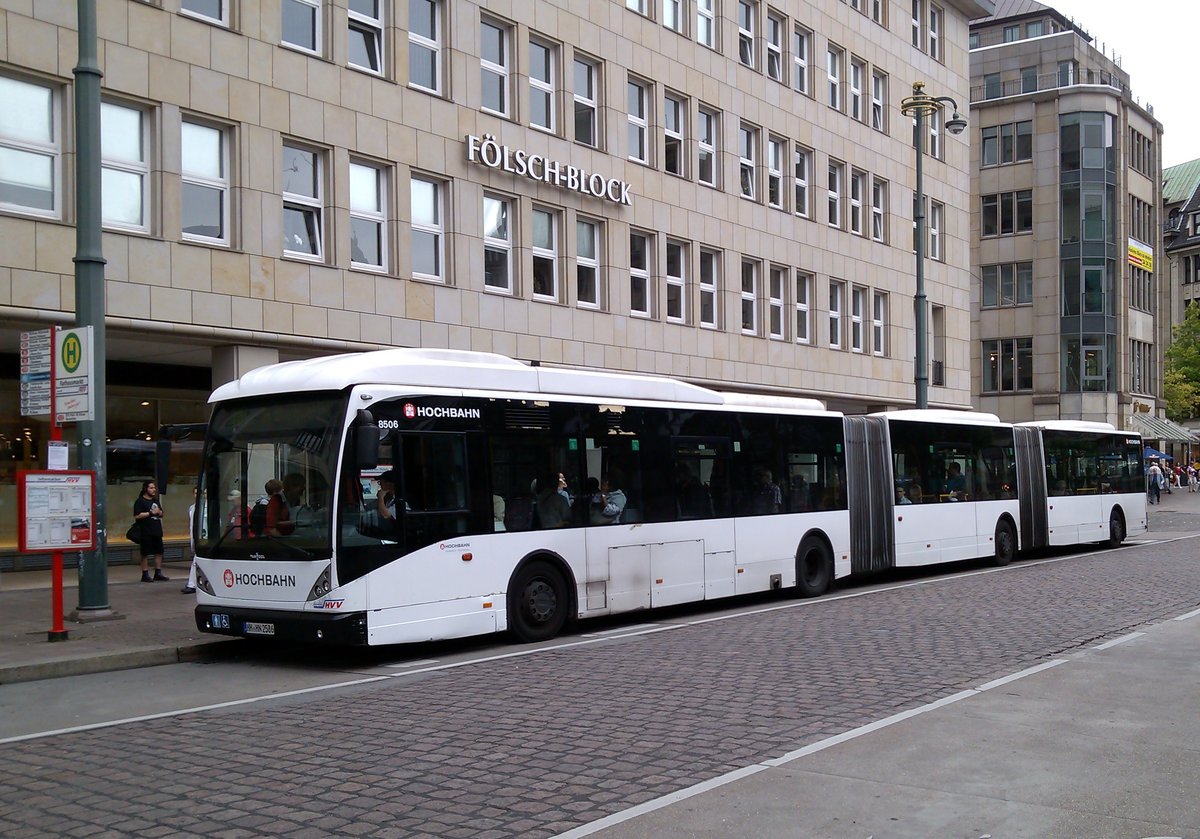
(133, 481, 169, 583)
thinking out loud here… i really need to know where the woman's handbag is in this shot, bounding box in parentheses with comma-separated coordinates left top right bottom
(125, 521, 142, 543)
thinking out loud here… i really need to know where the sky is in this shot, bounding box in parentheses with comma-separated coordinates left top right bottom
(1034, 0, 1198, 167)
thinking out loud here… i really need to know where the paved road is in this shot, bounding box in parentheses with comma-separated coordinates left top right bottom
(3, 530, 1199, 838)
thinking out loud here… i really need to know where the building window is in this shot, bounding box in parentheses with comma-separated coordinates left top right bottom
(984, 73, 1001, 99)
(738, 1, 756, 68)
(348, 0, 384, 74)
(626, 0, 647, 14)
(697, 0, 716, 48)
(793, 25, 811, 95)
(849, 57, 865, 122)
(929, 200, 943, 260)
(282, 143, 323, 259)
(848, 169, 864, 235)
(826, 45, 842, 110)
(0, 74, 59, 216)
(181, 0, 227, 26)
(628, 79, 649, 163)
(871, 0, 885, 24)
(850, 285, 865, 353)
(573, 57, 598, 148)
(981, 190, 1033, 236)
(408, 0, 441, 94)
(828, 279, 843, 348)
(827, 160, 843, 228)
(793, 145, 810, 218)
(483, 194, 512, 292)
(576, 218, 600, 307)
(532, 207, 559, 300)
(529, 39, 556, 132)
(663, 0, 683, 32)
(870, 69, 887, 131)
(1130, 339, 1152, 394)
(699, 248, 719, 328)
(983, 338, 1034, 393)
(739, 123, 758, 200)
(766, 12, 784, 82)
(871, 176, 887, 242)
(666, 240, 686, 322)
(349, 160, 386, 270)
(983, 121, 1032, 165)
(282, 0, 320, 53)
(1021, 66, 1037, 93)
(480, 19, 511, 117)
(767, 136, 785, 209)
(768, 265, 786, 339)
(1130, 266, 1153, 313)
(981, 262, 1033, 308)
(1003, 24, 1019, 42)
(872, 291, 886, 356)
(795, 270, 811, 344)
(410, 176, 442, 281)
(664, 93, 685, 177)
(1027, 20, 1044, 37)
(698, 106, 718, 187)
(1062, 335, 1111, 392)
(928, 4, 942, 61)
(741, 259, 759, 335)
(911, 0, 923, 49)
(100, 101, 148, 231)
(969, 32, 979, 49)
(630, 230, 651, 316)
(928, 108, 943, 159)
(181, 120, 228, 244)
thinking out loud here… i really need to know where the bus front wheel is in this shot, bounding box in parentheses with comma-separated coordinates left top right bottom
(795, 537, 832, 598)
(993, 519, 1016, 566)
(508, 560, 569, 643)
(1107, 510, 1126, 548)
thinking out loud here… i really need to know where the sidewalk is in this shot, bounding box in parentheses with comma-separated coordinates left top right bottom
(3, 489, 1200, 687)
(0, 560, 240, 684)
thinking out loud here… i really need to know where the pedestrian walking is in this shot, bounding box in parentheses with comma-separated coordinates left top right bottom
(1147, 460, 1162, 505)
(182, 485, 198, 594)
(133, 481, 169, 582)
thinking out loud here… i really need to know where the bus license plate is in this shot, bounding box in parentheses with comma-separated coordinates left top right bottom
(244, 622, 275, 636)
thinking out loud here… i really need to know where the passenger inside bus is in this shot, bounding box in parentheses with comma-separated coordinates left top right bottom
(943, 462, 968, 501)
(535, 471, 571, 527)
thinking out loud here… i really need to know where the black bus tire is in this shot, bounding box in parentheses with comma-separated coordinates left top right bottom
(508, 559, 569, 643)
(795, 537, 833, 598)
(993, 519, 1016, 566)
(1108, 509, 1126, 548)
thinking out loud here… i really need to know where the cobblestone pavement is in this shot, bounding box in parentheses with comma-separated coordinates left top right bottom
(3, 533, 1199, 839)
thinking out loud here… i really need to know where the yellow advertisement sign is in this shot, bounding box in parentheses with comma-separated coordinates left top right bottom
(1128, 238, 1153, 272)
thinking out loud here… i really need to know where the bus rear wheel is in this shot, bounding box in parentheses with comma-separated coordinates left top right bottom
(1107, 510, 1125, 548)
(993, 519, 1016, 566)
(795, 537, 832, 598)
(508, 560, 569, 643)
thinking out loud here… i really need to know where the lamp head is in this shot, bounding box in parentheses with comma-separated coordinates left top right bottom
(945, 111, 967, 135)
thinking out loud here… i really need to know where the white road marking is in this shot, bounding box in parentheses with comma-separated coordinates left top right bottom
(1092, 632, 1145, 650)
(385, 659, 440, 668)
(1173, 607, 1200, 622)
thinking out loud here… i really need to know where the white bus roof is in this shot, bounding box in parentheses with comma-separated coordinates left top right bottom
(871, 408, 1006, 426)
(210, 348, 831, 413)
(1014, 420, 1125, 433)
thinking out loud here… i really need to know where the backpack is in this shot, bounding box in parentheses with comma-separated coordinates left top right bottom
(249, 497, 270, 536)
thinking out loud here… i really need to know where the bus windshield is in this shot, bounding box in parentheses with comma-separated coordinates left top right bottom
(197, 392, 346, 561)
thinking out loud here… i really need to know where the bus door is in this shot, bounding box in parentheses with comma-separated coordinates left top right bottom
(392, 431, 473, 549)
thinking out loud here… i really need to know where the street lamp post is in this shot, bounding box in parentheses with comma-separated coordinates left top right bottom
(899, 81, 966, 409)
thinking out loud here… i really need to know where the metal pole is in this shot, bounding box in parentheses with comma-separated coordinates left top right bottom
(74, 0, 110, 612)
(913, 103, 928, 410)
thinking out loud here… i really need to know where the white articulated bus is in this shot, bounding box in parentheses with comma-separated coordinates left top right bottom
(192, 349, 1146, 645)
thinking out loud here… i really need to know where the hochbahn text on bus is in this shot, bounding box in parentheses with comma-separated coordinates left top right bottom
(192, 349, 1147, 645)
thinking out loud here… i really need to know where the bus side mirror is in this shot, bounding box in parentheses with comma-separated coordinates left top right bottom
(354, 409, 379, 469)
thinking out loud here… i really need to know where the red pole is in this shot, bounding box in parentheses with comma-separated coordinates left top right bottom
(48, 327, 68, 642)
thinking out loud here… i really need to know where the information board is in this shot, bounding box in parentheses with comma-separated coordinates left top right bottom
(17, 470, 96, 553)
(19, 328, 52, 417)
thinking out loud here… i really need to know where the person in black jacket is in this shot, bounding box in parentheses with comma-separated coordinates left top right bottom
(133, 481, 169, 582)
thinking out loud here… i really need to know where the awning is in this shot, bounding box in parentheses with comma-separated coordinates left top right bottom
(1129, 413, 1199, 443)
(1144, 446, 1173, 461)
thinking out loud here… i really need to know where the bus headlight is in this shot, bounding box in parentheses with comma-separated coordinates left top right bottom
(196, 568, 214, 595)
(306, 566, 332, 601)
